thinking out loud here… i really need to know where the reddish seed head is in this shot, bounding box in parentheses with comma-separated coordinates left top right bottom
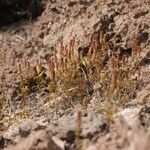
(76, 111, 82, 127)
(64, 45, 68, 57)
(60, 57, 65, 70)
(111, 56, 118, 89)
(72, 36, 75, 45)
(69, 39, 73, 50)
(24, 60, 27, 67)
(111, 56, 118, 70)
(77, 51, 82, 63)
(49, 58, 53, 70)
(19, 63, 22, 73)
(92, 40, 97, 60)
(48, 57, 56, 80)
(64, 57, 68, 69)
(68, 45, 71, 59)
(59, 40, 64, 58)
(89, 43, 93, 55)
(51, 57, 55, 68)
(99, 31, 103, 45)
(20, 74, 25, 85)
(60, 39, 63, 49)
(90, 34, 94, 45)
(132, 39, 141, 57)
(27, 60, 30, 68)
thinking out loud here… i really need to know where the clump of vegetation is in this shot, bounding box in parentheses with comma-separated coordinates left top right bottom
(0, 30, 142, 133)
(18, 31, 142, 122)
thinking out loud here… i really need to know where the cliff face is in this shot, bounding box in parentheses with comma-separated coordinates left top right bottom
(0, 0, 150, 149)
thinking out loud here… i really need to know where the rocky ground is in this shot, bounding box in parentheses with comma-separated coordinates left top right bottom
(0, 0, 150, 150)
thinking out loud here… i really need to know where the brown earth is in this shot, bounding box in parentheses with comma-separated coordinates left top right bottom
(0, 0, 150, 150)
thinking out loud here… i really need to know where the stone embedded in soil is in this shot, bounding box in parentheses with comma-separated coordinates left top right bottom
(0, 135, 15, 149)
(4, 130, 62, 150)
(3, 119, 45, 143)
(0, 135, 5, 149)
(48, 110, 108, 143)
(82, 111, 109, 139)
(139, 106, 150, 128)
(117, 108, 141, 127)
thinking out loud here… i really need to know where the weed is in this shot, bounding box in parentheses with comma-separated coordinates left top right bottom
(17, 32, 142, 123)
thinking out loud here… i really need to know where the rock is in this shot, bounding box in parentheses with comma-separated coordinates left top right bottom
(139, 106, 150, 128)
(138, 31, 149, 44)
(0, 135, 5, 149)
(117, 108, 140, 127)
(133, 9, 149, 19)
(52, 136, 65, 150)
(65, 130, 75, 144)
(18, 119, 45, 137)
(3, 119, 45, 143)
(0, 135, 15, 149)
(5, 130, 62, 150)
(82, 111, 109, 139)
(48, 110, 108, 143)
(114, 16, 124, 27)
(48, 113, 76, 141)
